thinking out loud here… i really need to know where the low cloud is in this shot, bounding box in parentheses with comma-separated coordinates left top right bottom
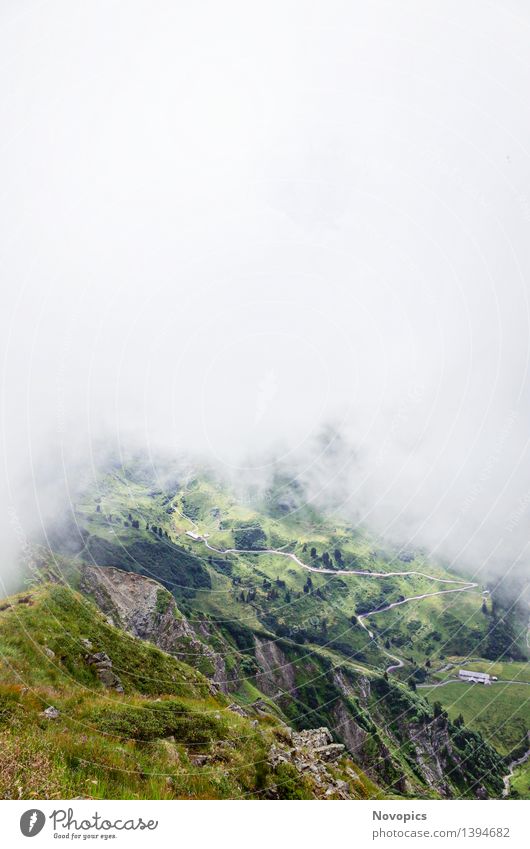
(1, 2, 530, 598)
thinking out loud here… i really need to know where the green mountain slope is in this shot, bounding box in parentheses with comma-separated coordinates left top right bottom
(8, 462, 526, 798)
(0, 583, 380, 800)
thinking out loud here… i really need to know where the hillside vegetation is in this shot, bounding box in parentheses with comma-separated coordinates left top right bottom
(3, 463, 525, 799)
(0, 583, 380, 800)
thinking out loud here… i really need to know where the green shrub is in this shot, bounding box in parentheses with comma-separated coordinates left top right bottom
(156, 588, 172, 615)
(89, 700, 222, 744)
(272, 762, 313, 799)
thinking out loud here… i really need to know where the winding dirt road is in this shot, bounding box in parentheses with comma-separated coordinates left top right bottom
(191, 533, 478, 673)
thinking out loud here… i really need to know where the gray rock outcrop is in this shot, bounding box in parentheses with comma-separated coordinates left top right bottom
(267, 726, 352, 799)
(80, 564, 229, 691)
(85, 651, 124, 692)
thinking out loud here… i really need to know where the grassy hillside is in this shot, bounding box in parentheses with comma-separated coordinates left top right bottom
(449, 660, 530, 683)
(0, 583, 379, 800)
(62, 470, 527, 677)
(421, 681, 530, 756)
(24, 463, 526, 798)
(510, 758, 530, 799)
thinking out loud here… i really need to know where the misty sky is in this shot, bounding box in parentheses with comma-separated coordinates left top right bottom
(2, 1, 530, 587)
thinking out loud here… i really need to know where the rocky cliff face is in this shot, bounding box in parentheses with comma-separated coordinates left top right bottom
(266, 725, 364, 799)
(254, 636, 298, 700)
(80, 564, 228, 691)
(366, 676, 505, 799)
(75, 567, 377, 799)
(246, 636, 504, 799)
(78, 566, 504, 800)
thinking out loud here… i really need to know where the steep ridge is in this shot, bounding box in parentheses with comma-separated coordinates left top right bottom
(80, 564, 229, 691)
(0, 582, 380, 800)
(30, 466, 525, 798)
(74, 563, 505, 798)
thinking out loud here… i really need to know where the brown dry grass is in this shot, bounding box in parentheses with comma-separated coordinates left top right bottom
(0, 731, 66, 799)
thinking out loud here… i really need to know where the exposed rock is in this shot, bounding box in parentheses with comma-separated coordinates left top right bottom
(293, 727, 333, 748)
(98, 667, 124, 692)
(80, 564, 229, 692)
(251, 699, 270, 715)
(358, 676, 371, 703)
(228, 703, 247, 717)
(254, 637, 298, 700)
(86, 651, 112, 668)
(190, 754, 210, 767)
(42, 705, 60, 719)
(267, 725, 354, 799)
(329, 685, 409, 793)
(333, 669, 355, 697)
(85, 651, 124, 693)
(313, 743, 345, 762)
(406, 717, 453, 797)
(333, 668, 371, 705)
(332, 699, 369, 758)
(345, 766, 359, 781)
(43, 647, 55, 659)
(330, 666, 500, 797)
